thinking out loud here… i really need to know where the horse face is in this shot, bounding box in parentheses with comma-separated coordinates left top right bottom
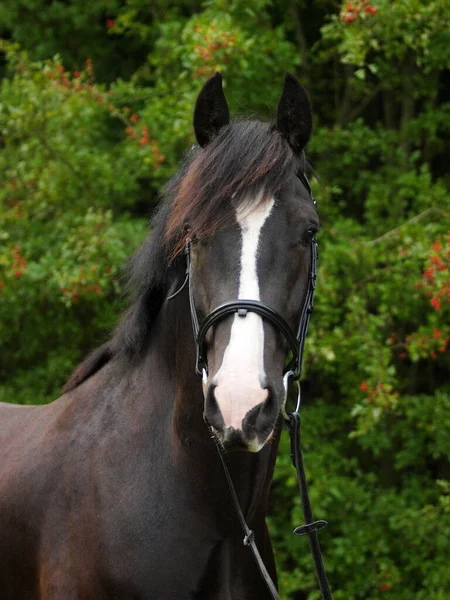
(183, 71, 316, 451)
(191, 177, 318, 451)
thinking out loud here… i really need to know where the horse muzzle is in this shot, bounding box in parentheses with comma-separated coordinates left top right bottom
(204, 382, 278, 452)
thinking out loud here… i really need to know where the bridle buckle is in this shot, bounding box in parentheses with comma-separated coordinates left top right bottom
(282, 370, 301, 420)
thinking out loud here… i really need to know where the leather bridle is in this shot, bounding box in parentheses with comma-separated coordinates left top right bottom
(168, 171, 333, 600)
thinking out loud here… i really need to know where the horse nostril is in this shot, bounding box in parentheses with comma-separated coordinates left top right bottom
(239, 387, 273, 434)
(204, 384, 225, 432)
(255, 385, 278, 432)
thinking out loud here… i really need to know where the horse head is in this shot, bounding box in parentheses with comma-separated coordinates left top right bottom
(165, 73, 319, 452)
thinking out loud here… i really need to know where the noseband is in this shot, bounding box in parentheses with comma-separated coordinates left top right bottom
(168, 171, 332, 600)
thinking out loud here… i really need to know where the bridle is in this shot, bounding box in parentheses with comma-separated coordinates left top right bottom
(192, 233, 316, 383)
(168, 169, 333, 600)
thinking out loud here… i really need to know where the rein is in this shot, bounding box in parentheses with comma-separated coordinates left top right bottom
(168, 174, 333, 599)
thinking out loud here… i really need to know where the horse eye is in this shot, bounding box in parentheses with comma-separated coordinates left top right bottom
(300, 227, 317, 246)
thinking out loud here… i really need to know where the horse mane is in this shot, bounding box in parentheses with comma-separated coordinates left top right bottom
(62, 342, 114, 393)
(62, 195, 175, 394)
(63, 119, 298, 393)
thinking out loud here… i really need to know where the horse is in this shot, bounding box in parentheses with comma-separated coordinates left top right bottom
(0, 72, 320, 599)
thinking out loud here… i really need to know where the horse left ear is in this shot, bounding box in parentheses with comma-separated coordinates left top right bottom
(194, 72, 230, 147)
(276, 73, 312, 154)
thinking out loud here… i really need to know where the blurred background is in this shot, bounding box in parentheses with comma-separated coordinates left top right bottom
(0, 1, 449, 598)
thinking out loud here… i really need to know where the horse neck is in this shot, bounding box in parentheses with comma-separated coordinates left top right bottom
(139, 287, 281, 523)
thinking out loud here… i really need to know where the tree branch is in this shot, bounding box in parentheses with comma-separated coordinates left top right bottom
(342, 84, 383, 125)
(289, 0, 310, 89)
(337, 65, 354, 126)
(357, 207, 444, 247)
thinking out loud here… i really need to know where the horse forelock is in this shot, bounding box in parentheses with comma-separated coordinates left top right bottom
(165, 119, 297, 258)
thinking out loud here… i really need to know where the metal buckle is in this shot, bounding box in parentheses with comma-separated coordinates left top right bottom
(294, 520, 328, 536)
(281, 370, 301, 420)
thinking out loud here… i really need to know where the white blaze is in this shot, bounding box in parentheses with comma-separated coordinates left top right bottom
(213, 197, 274, 431)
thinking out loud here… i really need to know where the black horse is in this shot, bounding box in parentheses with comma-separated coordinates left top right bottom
(0, 73, 319, 599)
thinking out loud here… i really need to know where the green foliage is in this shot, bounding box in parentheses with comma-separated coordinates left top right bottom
(322, 0, 450, 75)
(115, 0, 300, 180)
(0, 43, 148, 403)
(1, 1, 449, 598)
(0, 0, 147, 81)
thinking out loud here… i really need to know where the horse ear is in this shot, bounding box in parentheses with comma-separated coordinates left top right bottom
(276, 73, 312, 154)
(194, 72, 230, 147)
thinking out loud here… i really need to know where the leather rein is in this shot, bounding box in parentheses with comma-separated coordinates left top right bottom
(168, 172, 333, 599)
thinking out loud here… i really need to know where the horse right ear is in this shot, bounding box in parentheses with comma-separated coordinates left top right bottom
(276, 73, 312, 155)
(193, 72, 230, 147)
